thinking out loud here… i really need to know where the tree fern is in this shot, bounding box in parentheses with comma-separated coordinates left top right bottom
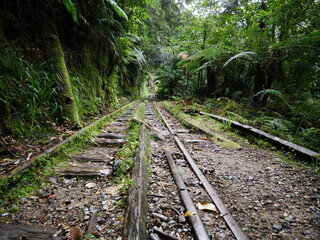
(223, 51, 257, 68)
(60, 0, 78, 22)
(254, 89, 290, 107)
(106, 0, 128, 20)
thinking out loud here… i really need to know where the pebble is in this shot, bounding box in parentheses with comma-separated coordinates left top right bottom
(62, 179, 71, 184)
(273, 224, 283, 231)
(161, 222, 168, 228)
(151, 213, 168, 221)
(168, 220, 176, 225)
(150, 233, 160, 240)
(218, 233, 226, 238)
(309, 206, 316, 211)
(90, 206, 97, 213)
(178, 215, 186, 223)
(49, 177, 57, 183)
(285, 215, 294, 222)
(85, 182, 96, 188)
(283, 221, 291, 229)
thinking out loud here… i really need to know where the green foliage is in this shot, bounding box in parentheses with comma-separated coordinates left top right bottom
(299, 128, 320, 152)
(114, 104, 144, 177)
(0, 102, 135, 207)
(60, 0, 78, 22)
(107, 0, 128, 20)
(0, 48, 61, 137)
(223, 51, 257, 67)
(254, 89, 290, 107)
(82, 235, 100, 240)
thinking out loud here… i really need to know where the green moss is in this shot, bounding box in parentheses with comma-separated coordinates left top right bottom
(43, 16, 81, 127)
(114, 103, 145, 177)
(0, 102, 136, 208)
(106, 68, 120, 108)
(162, 101, 241, 149)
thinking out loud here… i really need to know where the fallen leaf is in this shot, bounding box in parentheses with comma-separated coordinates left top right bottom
(105, 184, 123, 194)
(184, 211, 196, 217)
(199, 137, 215, 143)
(115, 154, 124, 159)
(39, 192, 55, 199)
(196, 201, 218, 212)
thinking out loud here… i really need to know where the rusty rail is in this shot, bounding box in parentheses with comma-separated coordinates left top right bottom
(200, 111, 319, 161)
(165, 150, 210, 240)
(155, 104, 248, 240)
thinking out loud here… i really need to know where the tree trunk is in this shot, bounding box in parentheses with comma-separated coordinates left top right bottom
(0, 17, 11, 134)
(206, 66, 216, 97)
(42, 14, 81, 127)
(253, 65, 264, 103)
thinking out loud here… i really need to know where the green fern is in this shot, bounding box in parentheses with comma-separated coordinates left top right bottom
(106, 0, 128, 20)
(256, 116, 294, 133)
(60, 0, 78, 22)
(254, 89, 290, 107)
(223, 51, 257, 67)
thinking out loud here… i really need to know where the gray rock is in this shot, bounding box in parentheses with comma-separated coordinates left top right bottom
(273, 224, 282, 231)
(168, 220, 176, 225)
(150, 233, 160, 240)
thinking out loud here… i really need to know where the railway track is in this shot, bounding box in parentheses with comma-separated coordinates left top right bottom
(145, 102, 319, 239)
(0, 101, 319, 240)
(146, 103, 247, 239)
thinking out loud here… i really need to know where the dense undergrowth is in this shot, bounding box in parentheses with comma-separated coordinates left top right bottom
(0, 0, 151, 143)
(168, 98, 320, 154)
(0, 46, 133, 141)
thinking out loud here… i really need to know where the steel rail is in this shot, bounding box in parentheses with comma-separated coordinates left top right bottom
(155, 104, 248, 240)
(200, 111, 319, 161)
(1, 101, 138, 178)
(165, 150, 210, 240)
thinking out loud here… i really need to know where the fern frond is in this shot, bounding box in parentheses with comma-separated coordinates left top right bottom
(60, 0, 78, 22)
(223, 51, 257, 67)
(106, 0, 128, 20)
(254, 89, 290, 107)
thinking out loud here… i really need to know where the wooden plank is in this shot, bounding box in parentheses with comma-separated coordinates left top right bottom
(2, 102, 137, 177)
(0, 223, 61, 240)
(93, 138, 128, 146)
(165, 150, 210, 240)
(97, 133, 127, 139)
(122, 125, 148, 240)
(200, 111, 320, 161)
(103, 127, 126, 133)
(73, 154, 108, 162)
(173, 137, 248, 240)
(116, 118, 129, 122)
(56, 163, 112, 177)
(182, 139, 208, 143)
(175, 129, 190, 133)
(111, 122, 126, 126)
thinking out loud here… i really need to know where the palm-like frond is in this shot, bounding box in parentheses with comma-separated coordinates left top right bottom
(106, 0, 128, 20)
(223, 51, 257, 67)
(60, 0, 78, 22)
(254, 89, 290, 107)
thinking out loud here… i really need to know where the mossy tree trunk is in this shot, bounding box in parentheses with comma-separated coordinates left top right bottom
(206, 66, 216, 97)
(42, 14, 81, 127)
(0, 17, 12, 134)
